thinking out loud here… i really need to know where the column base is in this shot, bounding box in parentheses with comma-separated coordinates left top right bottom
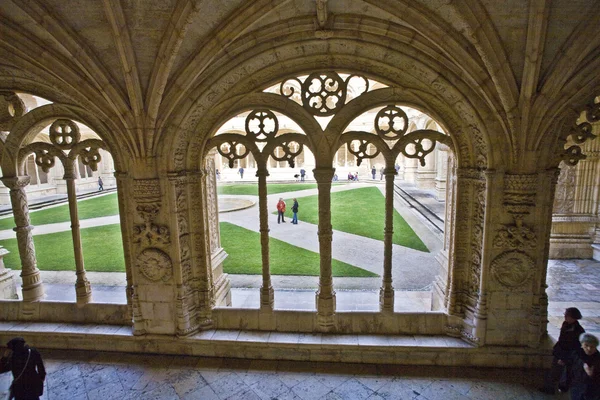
(75, 279, 92, 305)
(379, 287, 394, 312)
(260, 285, 274, 312)
(316, 289, 336, 332)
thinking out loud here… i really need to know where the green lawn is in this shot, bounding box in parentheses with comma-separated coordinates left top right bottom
(218, 183, 319, 196)
(0, 221, 378, 277)
(0, 224, 125, 272)
(220, 222, 377, 277)
(217, 183, 344, 196)
(279, 187, 429, 252)
(0, 193, 119, 231)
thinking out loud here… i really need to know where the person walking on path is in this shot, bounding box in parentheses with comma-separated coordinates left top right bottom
(216, 169, 220, 180)
(540, 307, 586, 394)
(570, 333, 600, 400)
(98, 176, 104, 191)
(238, 167, 244, 179)
(291, 198, 299, 224)
(300, 168, 306, 182)
(380, 167, 384, 180)
(371, 166, 376, 179)
(0, 337, 46, 400)
(277, 198, 286, 223)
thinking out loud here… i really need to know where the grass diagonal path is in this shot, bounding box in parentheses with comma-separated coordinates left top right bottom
(220, 222, 377, 277)
(0, 222, 378, 277)
(280, 186, 429, 252)
(0, 193, 119, 231)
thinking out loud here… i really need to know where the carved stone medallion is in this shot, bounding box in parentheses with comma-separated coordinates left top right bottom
(490, 251, 534, 289)
(136, 248, 173, 282)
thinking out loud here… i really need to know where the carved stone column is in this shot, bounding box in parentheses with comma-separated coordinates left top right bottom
(313, 167, 336, 331)
(114, 172, 134, 321)
(472, 170, 497, 345)
(64, 163, 92, 304)
(256, 166, 274, 311)
(1, 176, 44, 302)
(434, 145, 449, 200)
(416, 149, 437, 189)
(379, 166, 396, 312)
(433, 153, 455, 311)
(131, 178, 176, 335)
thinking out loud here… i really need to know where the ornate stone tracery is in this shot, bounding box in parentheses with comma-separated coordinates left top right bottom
(490, 251, 535, 289)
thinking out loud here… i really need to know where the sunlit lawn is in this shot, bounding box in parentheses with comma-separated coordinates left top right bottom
(0, 221, 378, 277)
(217, 183, 344, 196)
(278, 186, 429, 252)
(0, 193, 119, 230)
(220, 222, 377, 277)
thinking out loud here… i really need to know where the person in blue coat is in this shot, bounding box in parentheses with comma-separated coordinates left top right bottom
(291, 198, 299, 224)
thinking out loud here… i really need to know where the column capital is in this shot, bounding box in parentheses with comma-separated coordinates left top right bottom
(312, 167, 335, 182)
(255, 166, 270, 178)
(1, 176, 30, 189)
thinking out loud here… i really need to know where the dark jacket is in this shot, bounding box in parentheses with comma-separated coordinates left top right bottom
(571, 348, 600, 397)
(0, 342, 46, 399)
(292, 200, 298, 213)
(553, 321, 585, 360)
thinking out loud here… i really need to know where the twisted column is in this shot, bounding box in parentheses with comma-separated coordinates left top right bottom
(64, 164, 92, 304)
(1, 176, 44, 302)
(313, 167, 336, 331)
(379, 166, 396, 312)
(256, 166, 274, 311)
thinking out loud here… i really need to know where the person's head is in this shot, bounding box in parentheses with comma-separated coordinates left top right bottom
(279, 198, 283, 201)
(6, 337, 26, 352)
(564, 307, 582, 323)
(293, 198, 296, 201)
(580, 333, 599, 356)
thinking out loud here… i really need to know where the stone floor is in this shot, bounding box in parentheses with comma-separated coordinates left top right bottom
(0, 350, 570, 400)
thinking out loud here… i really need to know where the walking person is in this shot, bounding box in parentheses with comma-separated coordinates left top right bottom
(0, 337, 46, 400)
(371, 166, 376, 179)
(238, 167, 244, 179)
(291, 198, 299, 224)
(380, 167, 384, 180)
(540, 307, 586, 394)
(570, 333, 600, 400)
(98, 176, 104, 191)
(300, 168, 306, 182)
(216, 169, 220, 180)
(277, 198, 286, 224)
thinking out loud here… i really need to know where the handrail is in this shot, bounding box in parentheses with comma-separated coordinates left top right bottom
(393, 183, 444, 234)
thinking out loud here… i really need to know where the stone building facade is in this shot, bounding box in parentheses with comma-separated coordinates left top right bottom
(0, 0, 599, 367)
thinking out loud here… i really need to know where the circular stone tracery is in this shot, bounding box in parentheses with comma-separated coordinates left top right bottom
(490, 250, 534, 289)
(136, 248, 173, 282)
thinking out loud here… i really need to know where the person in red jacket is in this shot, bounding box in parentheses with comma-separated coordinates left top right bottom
(277, 198, 286, 224)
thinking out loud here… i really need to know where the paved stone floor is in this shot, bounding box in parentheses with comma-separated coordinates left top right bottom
(0, 350, 570, 400)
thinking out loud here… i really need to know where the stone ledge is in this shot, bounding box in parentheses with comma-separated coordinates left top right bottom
(0, 322, 553, 368)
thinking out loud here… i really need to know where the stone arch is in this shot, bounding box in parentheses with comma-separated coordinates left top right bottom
(1, 103, 128, 177)
(157, 25, 508, 173)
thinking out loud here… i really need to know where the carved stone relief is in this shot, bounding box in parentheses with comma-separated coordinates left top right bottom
(493, 223, 537, 250)
(136, 248, 173, 282)
(132, 179, 170, 246)
(552, 163, 576, 214)
(490, 251, 535, 289)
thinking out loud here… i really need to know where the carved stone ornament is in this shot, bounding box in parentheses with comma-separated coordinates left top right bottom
(493, 222, 537, 250)
(133, 222, 171, 246)
(136, 248, 173, 282)
(490, 250, 535, 289)
(504, 174, 537, 216)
